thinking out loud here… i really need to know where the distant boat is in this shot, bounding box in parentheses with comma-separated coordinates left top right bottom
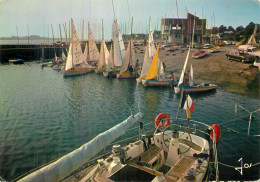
(9, 59, 24, 64)
(192, 50, 208, 59)
(117, 38, 139, 79)
(142, 44, 172, 87)
(137, 17, 156, 83)
(208, 46, 220, 53)
(103, 44, 119, 78)
(63, 19, 93, 77)
(96, 20, 109, 74)
(103, 19, 125, 78)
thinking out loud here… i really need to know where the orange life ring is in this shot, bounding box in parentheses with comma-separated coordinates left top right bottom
(210, 124, 221, 143)
(155, 113, 171, 129)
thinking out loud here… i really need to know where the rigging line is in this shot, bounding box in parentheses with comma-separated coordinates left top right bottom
(209, 161, 260, 169)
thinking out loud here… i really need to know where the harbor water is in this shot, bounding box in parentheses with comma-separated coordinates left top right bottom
(0, 62, 259, 181)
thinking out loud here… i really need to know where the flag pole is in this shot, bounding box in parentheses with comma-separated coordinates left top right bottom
(175, 87, 184, 130)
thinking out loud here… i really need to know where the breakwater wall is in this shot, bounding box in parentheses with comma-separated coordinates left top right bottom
(0, 44, 68, 63)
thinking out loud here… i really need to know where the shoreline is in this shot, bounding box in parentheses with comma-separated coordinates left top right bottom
(135, 45, 259, 95)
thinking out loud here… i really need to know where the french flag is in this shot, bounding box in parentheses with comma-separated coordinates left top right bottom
(181, 93, 195, 112)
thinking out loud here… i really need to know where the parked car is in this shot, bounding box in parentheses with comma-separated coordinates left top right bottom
(226, 50, 256, 63)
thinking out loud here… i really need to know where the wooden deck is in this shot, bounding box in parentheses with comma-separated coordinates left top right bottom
(167, 156, 196, 181)
(139, 144, 162, 163)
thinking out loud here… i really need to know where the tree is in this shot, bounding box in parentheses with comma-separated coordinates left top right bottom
(227, 26, 235, 32)
(218, 25, 227, 33)
(236, 26, 244, 32)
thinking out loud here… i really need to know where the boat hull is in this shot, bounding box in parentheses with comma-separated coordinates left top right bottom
(192, 50, 208, 59)
(9, 59, 24, 64)
(95, 68, 106, 73)
(116, 72, 139, 79)
(63, 68, 93, 77)
(142, 79, 177, 87)
(174, 84, 216, 93)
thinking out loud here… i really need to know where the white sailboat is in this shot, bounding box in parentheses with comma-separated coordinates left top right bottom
(137, 17, 157, 83)
(17, 93, 220, 182)
(88, 23, 100, 66)
(117, 17, 139, 79)
(63, 19, 93, 77)
(174, 15, 216, 93)
(113, 18, 126, 68)
(103, 44, 117, 77)
(103, 19, 126, 78)
(96, 20, 110, 73)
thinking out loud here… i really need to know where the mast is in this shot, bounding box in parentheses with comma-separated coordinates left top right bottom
(59, 24, 62, 43)
(27, 25, 30, 44)
(82, 20, 84, 41)
(51, 24, 56, 57)
(16, 26, 19, 45)
(71, 19, 73, 66)
(202, 7, 204, 45)
(63, 23, 68, 44)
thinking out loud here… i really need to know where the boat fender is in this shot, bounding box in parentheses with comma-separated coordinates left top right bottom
(210, 124, 221, 143)
(155, 113, 171, 129)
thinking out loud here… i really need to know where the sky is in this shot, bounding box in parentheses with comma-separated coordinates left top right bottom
(0, 0, 259, 40)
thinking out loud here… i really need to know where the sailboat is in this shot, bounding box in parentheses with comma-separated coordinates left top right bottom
(17, 90, 220, 182)
(137, 17, 156, 83)
(63, 19, 94, 77)
(95, 20, 110, 73)
(117, 17, 139, 79)
(103, 19, 126, 78)
(88, 23, 100, 66)
(142, 43, 173, 87)
(103, 44, 118, 77)
(174, 15, 216, 93)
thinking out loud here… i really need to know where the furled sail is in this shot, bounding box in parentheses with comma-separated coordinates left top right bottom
(113, 19, 126, 67)
(88, 23, 100, 62)
(120, 38, 135, 73)
(18, 112, 144, 182)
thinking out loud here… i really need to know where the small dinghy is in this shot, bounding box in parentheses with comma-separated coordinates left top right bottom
(192, 50, 208, 59)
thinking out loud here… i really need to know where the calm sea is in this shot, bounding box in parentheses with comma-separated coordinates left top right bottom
(0, 62, 259, 181)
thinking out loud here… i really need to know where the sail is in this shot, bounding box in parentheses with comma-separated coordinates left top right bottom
(82, 42, 89, 64)
(88, 23, 100, 62)
(113, 19, 126, 67)
(148, 17, 157, 62)
(62, 50, 66, 61)
(189, 62, 194, 86)
(71, 19, 84, 66)
(97, 40, 109, 69)
(120, 39, 135, 73)
(18, 112, 144, 182)
(145, 44, 160, 80)
(177, 47, 191, 86)
(65, 44, 73, 71)
(248, 24, 257, 45)
(106, 44, 114, 71)
(139, 44, 150, 78)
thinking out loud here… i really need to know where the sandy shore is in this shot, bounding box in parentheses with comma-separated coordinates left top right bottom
(134, 45, 259, 94)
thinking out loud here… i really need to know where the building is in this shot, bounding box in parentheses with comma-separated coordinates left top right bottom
(161, 13, 206, 44)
